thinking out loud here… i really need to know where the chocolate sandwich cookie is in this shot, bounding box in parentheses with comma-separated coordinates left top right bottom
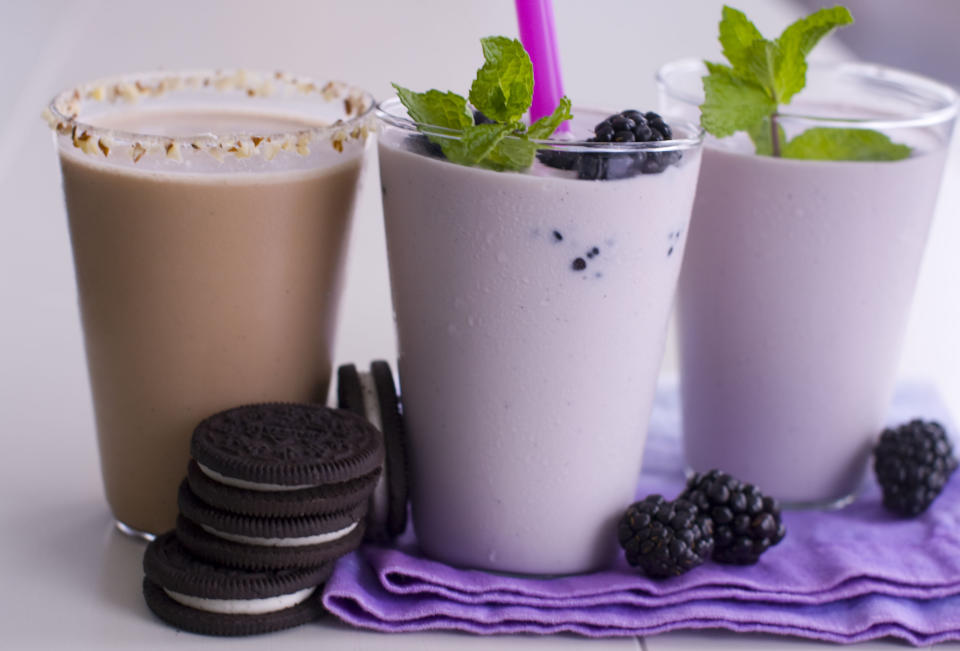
(191, 403, 384, 488)
(142, 532, 330, 636)
(186, 459, 379, 518)
(337, 361, 409, 541)
(336, 363, 365, 416)
(177, 483, 367, 570)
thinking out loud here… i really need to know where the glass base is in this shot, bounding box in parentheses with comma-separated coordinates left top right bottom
(115, 520, 156, 542)
(683, 466, 860, 511)
(778, 491, 857, 511)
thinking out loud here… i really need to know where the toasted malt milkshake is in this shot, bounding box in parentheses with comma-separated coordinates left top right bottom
(48, 72, 373, 535)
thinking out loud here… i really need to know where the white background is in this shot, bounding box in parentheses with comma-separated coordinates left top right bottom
(1, 1, 958, 649)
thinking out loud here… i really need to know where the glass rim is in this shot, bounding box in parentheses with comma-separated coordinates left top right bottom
(657, 58, 960, 130)
(45, 69, 376, 150)
(375, 97, 704, 153)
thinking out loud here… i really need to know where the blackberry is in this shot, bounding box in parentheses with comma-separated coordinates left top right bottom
(617, 494, 714, 578)
(874, 419, 957, 516)
(537, 109, 681, 180)
(594, 110, 669, 144)
(473, 109, 495, 125)
(681, 470, 785, 565)
(405, 134, 444, 159)
(536, 148, 580, 171)
(642, 111, 673, 140)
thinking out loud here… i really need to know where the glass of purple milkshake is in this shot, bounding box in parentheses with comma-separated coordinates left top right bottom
(377, 98, 703, 574)
(658, 58, 958, 507)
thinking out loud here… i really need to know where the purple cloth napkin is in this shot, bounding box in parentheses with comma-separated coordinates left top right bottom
(323, 383, 960, 646)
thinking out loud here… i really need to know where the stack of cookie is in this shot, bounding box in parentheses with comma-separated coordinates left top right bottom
(142, 403, 384, 636)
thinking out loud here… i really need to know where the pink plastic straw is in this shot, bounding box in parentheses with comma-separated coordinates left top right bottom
(515, 0, 569, 131)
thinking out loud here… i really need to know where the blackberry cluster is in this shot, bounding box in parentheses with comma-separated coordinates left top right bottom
(874, 419, 957, 516)
(595, 109, 673, 142)
(617, 494, 714, 578)
(680, 470, 786, 565)
(538, 110, 682, 180)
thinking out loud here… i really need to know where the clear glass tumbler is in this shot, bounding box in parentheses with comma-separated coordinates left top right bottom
(376, 98, 703, 574)
(658, 59, 958, 507)
(47, 71, 374, 536)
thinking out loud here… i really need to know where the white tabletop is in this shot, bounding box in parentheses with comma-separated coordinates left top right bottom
(2, 0, 959, 648)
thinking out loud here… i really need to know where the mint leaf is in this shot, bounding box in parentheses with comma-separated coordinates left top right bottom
(782, 127, 911, 161)
(775, 6, 853, 103)
(392, 84, 475, 164)
(469, 36, 534, 123)
(527, 96, 573, 139)
(716, 6, 785, 103)
(718, 5, 765, 80)
(701, 62, 777, 138)
(457, 122, 516, 165)
(392, 84, 473, 130)
(486, 136, 536, 171)
(779, 6, 853, 59)
(743, 39, 782, 101)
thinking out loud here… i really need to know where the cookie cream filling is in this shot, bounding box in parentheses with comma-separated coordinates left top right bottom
(358, 371, 389, 534)
(164, 586, 315, 615)
(197, 463, 316, 492)
(201, 521, 357, 547)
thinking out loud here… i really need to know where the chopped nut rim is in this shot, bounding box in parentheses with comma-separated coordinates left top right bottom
(46, 70, 375, 163)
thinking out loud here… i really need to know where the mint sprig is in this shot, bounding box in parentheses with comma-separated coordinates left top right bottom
(469, 37, 534, 123)
(393, 36, 573, 171)
(701, 5, 911, 161)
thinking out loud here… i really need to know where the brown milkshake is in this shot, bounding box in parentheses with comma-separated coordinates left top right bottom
(48, 72, 373, 535)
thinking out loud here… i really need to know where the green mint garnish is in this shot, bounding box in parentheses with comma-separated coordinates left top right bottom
(781, 127, 911, 161)
(701, 5, 911, 161)
(527, 96, 573, 140)
(393, 36, 572, 172)
(469, 36, 534, 124)
(701, 60, 777, 138)
(393, 87, 473, 132)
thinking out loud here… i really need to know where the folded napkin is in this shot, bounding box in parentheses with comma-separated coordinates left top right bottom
(323, 383, 960, 646)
